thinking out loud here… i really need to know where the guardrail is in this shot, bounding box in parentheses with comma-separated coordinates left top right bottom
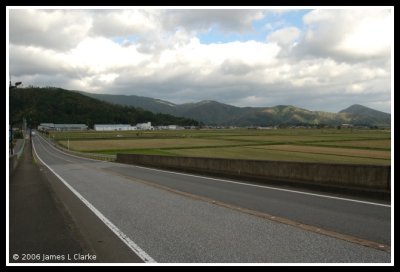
(14, 138, 25, 159)
(9, 138, 26, 174)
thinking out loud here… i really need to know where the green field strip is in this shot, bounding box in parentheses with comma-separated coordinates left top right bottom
(94, 149, 176, 156)
(296, 143, 390, 151)
(165, 147, 390, 165)
(246, 146, 390, 161)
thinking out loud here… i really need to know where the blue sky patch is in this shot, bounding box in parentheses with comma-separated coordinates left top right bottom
(198, 9, 311, 44)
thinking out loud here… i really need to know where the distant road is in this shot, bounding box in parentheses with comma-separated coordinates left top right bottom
(31, 133, 391, 262)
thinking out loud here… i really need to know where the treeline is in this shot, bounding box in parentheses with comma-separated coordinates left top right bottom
(9, 87, 200, 128)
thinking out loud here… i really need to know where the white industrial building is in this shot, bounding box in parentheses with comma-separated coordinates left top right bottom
(167, 125, 184, 130)
(154, 125, 185, 130)
(94, 124, 137, 131)
(341, 124, 354, 128)
(136, 122, 153, 130)
(38, 123, 88, 131)
(38, 123, 55, 131)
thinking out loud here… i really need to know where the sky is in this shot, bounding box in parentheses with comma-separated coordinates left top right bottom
(7, 7, 393, 113)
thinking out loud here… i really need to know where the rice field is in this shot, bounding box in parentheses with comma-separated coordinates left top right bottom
(59, 138, 246, 151)
(310, 139, 391, 150)
(163, 146, 390, 165)
(50, 128, 391, 165)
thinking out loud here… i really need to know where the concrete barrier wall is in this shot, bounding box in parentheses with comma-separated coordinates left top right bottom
(117, 154, 390, 191)
(9, 139, 26, 175)
(9, 154, 18, 174)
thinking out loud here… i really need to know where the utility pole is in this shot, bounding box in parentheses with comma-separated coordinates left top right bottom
(9, 124, 14, 155)
(22, 118, 27, 135)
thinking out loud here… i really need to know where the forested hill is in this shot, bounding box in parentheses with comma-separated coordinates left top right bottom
(9, 87, 200, 128)
(80, 91, 390, 127)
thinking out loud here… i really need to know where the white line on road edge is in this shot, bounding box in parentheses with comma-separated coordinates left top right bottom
(36, 136, 76, 164)
(37, 134, 103, 163)
(32, 139, 156, 263)
(130, 165, 391, 208)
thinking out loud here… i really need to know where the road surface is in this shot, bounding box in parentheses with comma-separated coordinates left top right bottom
(30, 133, 391, 263)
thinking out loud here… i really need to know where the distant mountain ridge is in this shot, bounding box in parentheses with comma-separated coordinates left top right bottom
(9, 87, 200, 127)
(78, 91, 390, 127)
(75, 92, 178, 114)
(339, 104, 391, 126)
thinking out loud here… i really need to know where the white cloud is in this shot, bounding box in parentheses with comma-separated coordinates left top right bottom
(336, 12, 391, 57)
(163, 9, 265, 33)
(66, 37, 151, 74)
(90, 9, 161, 37)
(268, 27, 300, 47)
(299, 9, 392, 61)
(10, 44, 74, 76)
(345, 83, 365, 94)
(8, 8, 392, 113)
(10, 9, 91, 51)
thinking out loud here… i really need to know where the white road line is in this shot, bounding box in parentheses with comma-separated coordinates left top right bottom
(32, 138, 156, 263)
(129, 165, 391, 208)
(35, 137, 76, 163)
(36, 133, 390, 208)
(37, 134, 102, 163)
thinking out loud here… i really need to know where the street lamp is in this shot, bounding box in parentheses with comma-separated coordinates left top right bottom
(65, 136, 70, 150)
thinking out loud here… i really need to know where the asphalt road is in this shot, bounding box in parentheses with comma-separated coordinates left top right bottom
(30, 133, 391, 263)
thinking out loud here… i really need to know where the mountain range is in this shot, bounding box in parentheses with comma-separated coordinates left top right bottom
(78, 91, 391, 127)
(9, 87, 199, 128)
